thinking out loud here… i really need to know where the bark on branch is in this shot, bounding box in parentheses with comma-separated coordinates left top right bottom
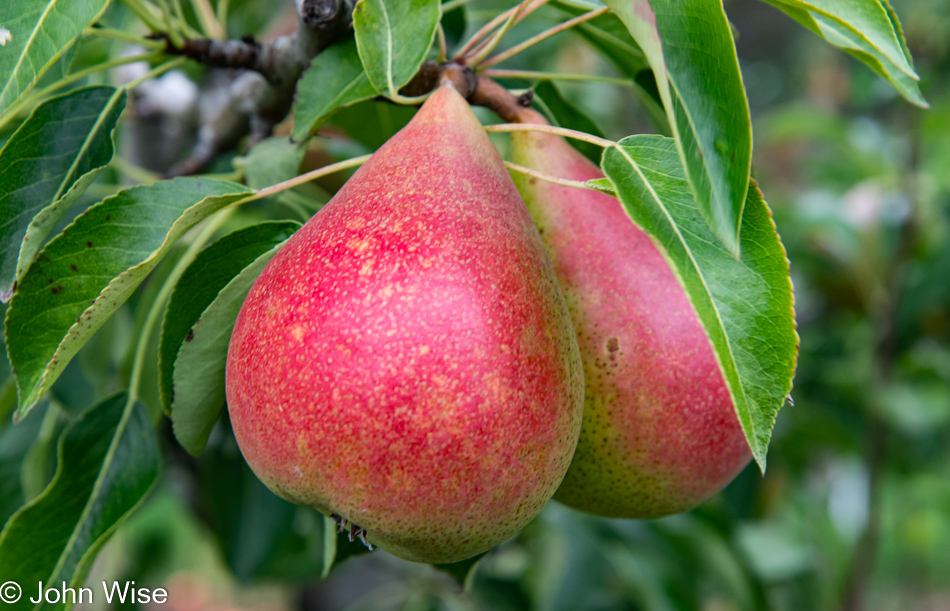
(159, 0, 355, 176)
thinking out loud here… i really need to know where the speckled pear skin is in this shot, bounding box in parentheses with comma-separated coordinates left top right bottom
(509, 111, 750, 519)
(225, 85, 584, 564)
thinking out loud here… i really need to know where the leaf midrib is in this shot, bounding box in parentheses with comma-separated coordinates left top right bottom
(610, 141, 757, 457)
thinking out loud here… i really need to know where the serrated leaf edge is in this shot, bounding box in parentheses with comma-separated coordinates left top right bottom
(605, 141, 798, 470)
(10, 182, 250, 419)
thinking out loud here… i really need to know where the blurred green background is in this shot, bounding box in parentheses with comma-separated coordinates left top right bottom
(3, 0, 950, 609)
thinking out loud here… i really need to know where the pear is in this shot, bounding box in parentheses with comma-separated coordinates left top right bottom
(225, 84, 584, 563)
(509, 109, 750, 519)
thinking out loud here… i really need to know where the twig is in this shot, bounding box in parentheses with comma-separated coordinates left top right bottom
(479, 7, 609, 69)
(121, 0, 167, 32)
(216, 0, 232, 34)
(245, 155, 371, 203)
(436, 24, 448, 62)
(111, 156, 162, 184)
(465, 0, 530, 66)
(162, 0, 356, 176)
(125, 56, 189, 89)
(83, 27, 167, 49)
(505, 161, 598, 190)
(452, 0, 548, 61)
(486, 122, 615, 148)
(155, 0, 185, 48)
(482, 68, 632, 87)
(191, 0, 225, 39)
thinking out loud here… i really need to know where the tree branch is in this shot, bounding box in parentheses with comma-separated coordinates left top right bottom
(158, 0, 355, 177)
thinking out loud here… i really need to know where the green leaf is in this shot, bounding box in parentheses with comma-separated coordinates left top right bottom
(0, 400, 44, 525)
(5, 178, 251, 420)
(533, 80, 607, 164)
(433, 553, 486, 591)
(19, 401, 61, 502)
(171, 240, 288, 455)
(0, 86, 127, 301)
(161, 222, 298, 422)
(600, 135, 797, 469)
(549, 1, 667, 131)
(237, 137, 306, 190)
(0, 394, 160, 611)
(551, 0, 647, 77)
(602, 0, 753, 256)
(292, 37, 379, 141)
(760, 0, 926, 107)
(353, 0, 441, 97)
(0, 0, 112, 111)
(327, 98, 418, 151)
(200, 424, 302, 581)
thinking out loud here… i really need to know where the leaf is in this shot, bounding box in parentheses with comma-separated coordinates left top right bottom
(0, 400, 44, 525)
(327, 98, 418, 151)
(353, 0, 441, 97)
(200, 423, 301, 581)
(0, 86, 127, 301)
(600, 135, 797, 469)
(551, 0, 648, 77)
(760, 0, 926, 107)
(532, 80, 607, 164)
(161, 222, 298, 424)
(602, 0, 753, 256)
(0, 394, 160, 611)
(5, 178, 251, 420)
(433, 553, 486, 591)
(441, 0, 466, 47)
(292, 37, 379, 141)
(19, 401, 61, 502)
(0, 0, 112, 111)
(237, 137, 306, 190)
(170, 241, 288, 455)
(549, 0, 667, 131)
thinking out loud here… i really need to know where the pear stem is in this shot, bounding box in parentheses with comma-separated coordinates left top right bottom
(479, 7, 609, 69)
(505, 161, 601, 191)
(481, 69, 633, 87)
(111, 156, 162, 185)
(436, 24, 448, 62)
(486, 123, 616, 148)
(465, 1, 530, 66)
(452, 0, 548, 61)
(246, 155, 372, 203)
(83, 27, 168, 49)
(191, 0, 225, 39)
(124, 56, 189, 89)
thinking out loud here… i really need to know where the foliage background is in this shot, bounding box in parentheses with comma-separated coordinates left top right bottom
(1, 0, 948, 609)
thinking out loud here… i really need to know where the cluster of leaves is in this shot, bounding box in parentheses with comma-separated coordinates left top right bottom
(0, 0, 927, 604)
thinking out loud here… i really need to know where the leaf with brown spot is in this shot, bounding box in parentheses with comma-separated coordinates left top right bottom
(0, 87, 126, 302)
(5, 178, 251, 421)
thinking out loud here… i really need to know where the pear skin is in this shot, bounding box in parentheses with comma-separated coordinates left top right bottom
(510, 110, 750, 519)
(225, 85, 584, 563)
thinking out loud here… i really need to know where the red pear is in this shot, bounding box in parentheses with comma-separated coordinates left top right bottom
(509, 110, 750, 519)
(225, 84, 584, 563)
